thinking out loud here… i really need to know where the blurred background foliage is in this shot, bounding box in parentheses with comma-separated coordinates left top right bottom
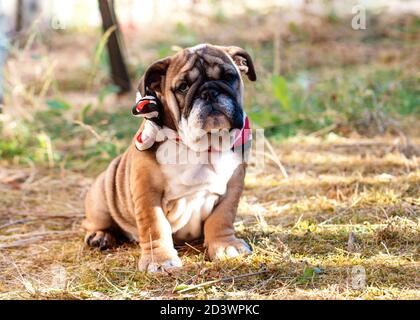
(0, 0, 418, 174)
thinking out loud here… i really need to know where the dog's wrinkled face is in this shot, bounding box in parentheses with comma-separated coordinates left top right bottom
(138, 44, 256, 151)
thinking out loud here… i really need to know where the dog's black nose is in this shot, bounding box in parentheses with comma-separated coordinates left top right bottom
(201, 89, 219, 101)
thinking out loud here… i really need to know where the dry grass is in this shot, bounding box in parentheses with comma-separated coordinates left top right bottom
(0, 134, 418, 300)
(0, 4, 418, 300)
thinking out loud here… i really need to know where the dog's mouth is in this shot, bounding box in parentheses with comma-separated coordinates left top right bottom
(179, 101, 244, 152)
(197, 96, 243, 130)
(202, 109, 231, 132)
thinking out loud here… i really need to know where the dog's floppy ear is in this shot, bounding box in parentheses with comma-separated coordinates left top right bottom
(138, 57, 171, 96)
(220, 46, 257, 81)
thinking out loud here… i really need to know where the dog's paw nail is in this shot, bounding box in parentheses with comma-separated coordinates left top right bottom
(238, 242, 252, 254)
(99, 238, 108, 250)
(139, 255, 182, 273)
(85, 232, 96, 245)
(214, 247, 226, 260)
(225, 246, 239, 258)
(85, 231, 116, 250)
(210, 238, 252, 261)
(162, 257, 182, 269)
(146, 263, 160, 273)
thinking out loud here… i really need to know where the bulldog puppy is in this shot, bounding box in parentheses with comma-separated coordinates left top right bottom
(82, 44, 257, 272)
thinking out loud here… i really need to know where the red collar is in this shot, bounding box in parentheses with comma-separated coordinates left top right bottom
(232, 115, 252, 149)
(135, 114, 252, 153)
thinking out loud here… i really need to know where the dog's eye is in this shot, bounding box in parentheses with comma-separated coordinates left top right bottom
(176, 82, 189, 94)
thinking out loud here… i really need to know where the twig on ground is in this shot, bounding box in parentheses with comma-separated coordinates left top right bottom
(0, 237, 45, 249)
(96, 271, 130, 298)
(0, 215, 83, 231)
(0, 230, 79, 248)
(177, 269, 270, 293)
(183, 242, 203, 253)
(0, 218, 34, 230)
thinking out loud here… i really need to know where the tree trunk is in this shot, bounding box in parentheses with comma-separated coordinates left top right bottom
(16, 0, 23, 32)
(15, 0, 41, 33)
(98, 0, 131, 93)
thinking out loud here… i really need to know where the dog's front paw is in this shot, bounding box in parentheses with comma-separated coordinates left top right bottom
(138, 248, 182, 273)
(206, 236, 252, 261)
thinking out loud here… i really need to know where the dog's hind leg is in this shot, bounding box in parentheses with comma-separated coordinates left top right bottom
(82, 172, 119, 250)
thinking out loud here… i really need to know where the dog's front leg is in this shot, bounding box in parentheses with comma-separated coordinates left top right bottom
(133, 193, 182, 272)
(204, 164, 252, 261)
(131, 152, 181, 272)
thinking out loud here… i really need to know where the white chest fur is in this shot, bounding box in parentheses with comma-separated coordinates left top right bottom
(157, 139, 241, 241)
